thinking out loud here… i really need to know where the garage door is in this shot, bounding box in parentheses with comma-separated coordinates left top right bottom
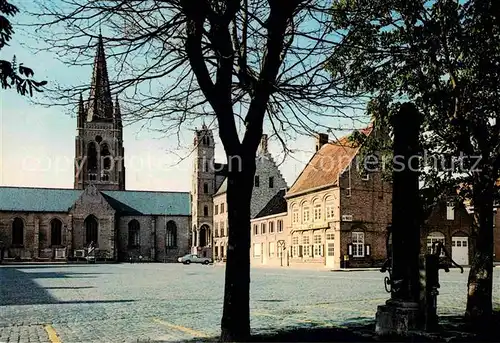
(452, 237, 469, 266)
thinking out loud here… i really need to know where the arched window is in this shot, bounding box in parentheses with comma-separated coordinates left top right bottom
(325, 196, 335, 220)
(203, 183, 209, 193)
(313, 199, 322, 221)
(291, 204, 299, 223)
(128, 220, 140, 247)
(87, 142, 98, 180)
(302, 202, 310, 223)
(50, 219, 63, 246)
(85, 215, 98, 245)
(166, 221, 177, 247)
(12, 218, 24, 246)
(203, 205, 209, 217)
(100, 143, 111, 181)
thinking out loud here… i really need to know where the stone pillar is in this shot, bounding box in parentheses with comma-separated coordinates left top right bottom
(375, 103, 423, 336)
(151, 217, 156, 261)
(34, 217, 40, 259)
(67, 215, 73, 254)
(196, 229, 200, 247)
(109, 215, 115, 260)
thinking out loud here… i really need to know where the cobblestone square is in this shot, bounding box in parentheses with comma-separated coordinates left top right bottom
(0, 264, 498, 343)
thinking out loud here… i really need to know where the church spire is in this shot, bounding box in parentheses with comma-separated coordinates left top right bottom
(87, 33, 113, 122)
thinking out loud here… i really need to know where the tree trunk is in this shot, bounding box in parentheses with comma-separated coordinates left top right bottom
(465, 174, 494, 330)
(220, 151, 256, 342)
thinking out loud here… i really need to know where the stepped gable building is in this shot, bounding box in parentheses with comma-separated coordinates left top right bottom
(190, 128, 287, 259)
(0, 35, 191, 262)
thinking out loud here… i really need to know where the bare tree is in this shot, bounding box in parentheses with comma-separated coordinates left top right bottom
(28, 0, 363, 340)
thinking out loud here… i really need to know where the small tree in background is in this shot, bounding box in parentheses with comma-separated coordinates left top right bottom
(0, 0, 46, 95)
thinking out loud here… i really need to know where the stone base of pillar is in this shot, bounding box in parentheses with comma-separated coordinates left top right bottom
(375, 300, 422, 336)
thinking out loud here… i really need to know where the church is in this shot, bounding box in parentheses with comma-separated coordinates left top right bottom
(0, 36, 191, 262)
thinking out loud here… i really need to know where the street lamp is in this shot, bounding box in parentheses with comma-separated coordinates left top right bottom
(277, 240, 286, 267)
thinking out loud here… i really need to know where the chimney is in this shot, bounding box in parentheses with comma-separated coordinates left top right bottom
(259, 134, 269, 154)
(315, 133, 328, 151)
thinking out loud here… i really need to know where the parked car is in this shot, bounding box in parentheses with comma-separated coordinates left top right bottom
(177, 254, 212, 265)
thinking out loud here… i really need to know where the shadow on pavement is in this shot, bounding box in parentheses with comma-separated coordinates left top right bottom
(43, 286, 95, 289)
(0, 266, 122, 306)
(158, 313, 500, 343)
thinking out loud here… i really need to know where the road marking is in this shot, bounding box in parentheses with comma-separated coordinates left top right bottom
(44, 324, 61, 343)
(153, 318, 208, 338)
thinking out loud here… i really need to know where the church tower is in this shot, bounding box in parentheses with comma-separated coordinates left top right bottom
(191, 124, 217, 255)
(74, 34, 126, 191)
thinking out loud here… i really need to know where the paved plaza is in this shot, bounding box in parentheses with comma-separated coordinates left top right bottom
(0, 264, 498, 343)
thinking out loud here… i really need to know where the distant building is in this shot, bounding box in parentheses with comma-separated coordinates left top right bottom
(0, 35, 191, 262)
(190, 128, 287, 259)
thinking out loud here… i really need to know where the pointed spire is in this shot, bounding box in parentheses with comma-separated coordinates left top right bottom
(114, 94, 122, 128)
(77, 93, 85, 128)
(87, 33, 113, 122)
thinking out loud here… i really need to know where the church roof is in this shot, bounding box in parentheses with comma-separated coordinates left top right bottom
(0, 187, 190, 215)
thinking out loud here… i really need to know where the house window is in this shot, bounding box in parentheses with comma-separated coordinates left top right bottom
(12, 218, 24, 246)
(302, 204, 310, 223)
(446, 204, 455, 220)
(128, 219, 140, 247)
(427, 232, 445, 257)
(85, 215, 98, 246)
(326, 233, 335, 240)
(253, 224, 259, 235)
(302, 235, 310, 256)
(254, 175, 260, 187)
(313, 234, 323, 257)
(314, 202, 322, 221)
(203, 205, 209, 217)
(203, 183, 209, 194)
(166, 221, 177, 247)
(261, 223, 266, 234)
(253, 243, 261, 257)
(269, 242, 275, 257)
(352, 232, 365, 257)
(269, 221, 275, 233)
(214, 246, 219, 258)
(292, 206, 299, 223)
(292, 236, 299, 257)
(215, 222, 219, 238)
(221, 203, 225, 213)
(325, 197, 335, 220)
(50, 219, 63, 246)
(220, 222, 225, 237)
(221, 245, 225, 258)
(215, 205, 219, 215)
(204, 161, 209, 172)
(277, 220, 283, 232)
(269, 176, 274, 188)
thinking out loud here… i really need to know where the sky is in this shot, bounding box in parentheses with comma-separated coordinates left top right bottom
(0, 6, 367, 192)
